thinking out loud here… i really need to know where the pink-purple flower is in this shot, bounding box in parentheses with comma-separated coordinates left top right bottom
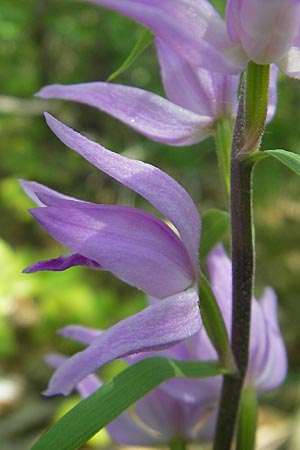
(21, 112, 203, 396)
(36, 40, 277, 148)
(45, 245, 287, 444)
(80, 0, 300, 77)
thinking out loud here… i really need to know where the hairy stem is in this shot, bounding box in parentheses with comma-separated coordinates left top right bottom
(213, 80, 255, 450)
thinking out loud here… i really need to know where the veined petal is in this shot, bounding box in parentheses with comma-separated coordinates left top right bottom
(46, 353, 103, 398)
(58, 325, 102, 345)
(135, 385, 204, 440)
(30, 201, 194, 298)
(83, 0, 241, 73)
(156, 39, 239, 119)
(44, 286, 201, 396)
(107, 411, 161, 446)
(24, 253, 101, 273)
(36, 83, 212, 146)
(156, 38, 215, 116)
(44, 113, 201, 270)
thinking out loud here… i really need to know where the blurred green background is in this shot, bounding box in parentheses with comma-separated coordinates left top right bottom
(1, 0, 300, 449)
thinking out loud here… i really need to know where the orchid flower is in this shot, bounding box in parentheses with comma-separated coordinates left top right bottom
(80, 0, 300, 78)
(36, 39, 278, 148)
(21, 112, 203, 396)
(45, 245, 287, 446)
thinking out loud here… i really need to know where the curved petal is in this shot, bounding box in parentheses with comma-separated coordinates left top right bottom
(30, 201, 194, 298)
(226, 0, 242, 44)
(19, 179, 81, 207)
(84, 0, 242, 73)
(23, 253, 101, 273)
(251, 288, 288, 392)
(156, 39, 239, 118)
(44, 286, 201, 396)
(126, 328, 219, 404)
(36, 83, 212, 146)
(107, 411, 161, 446)
(58, 325, 102, 345)
(227, 0, 300, 64)
(44, 113, 201, 270)
(156, 38, 215, 116)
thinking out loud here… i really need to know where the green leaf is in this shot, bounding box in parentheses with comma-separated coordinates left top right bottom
(198, 275, 236, 372)
(31, 357, 227, 450)
(265, 149, 300, 175)
(107, 28, 153, 81)
(236, 386, 258, 450)
(200, 208, 230, 259)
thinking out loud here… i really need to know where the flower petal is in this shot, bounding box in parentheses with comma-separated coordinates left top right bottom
(23, 253, 101, 273)
(250, 288, 287, 392)
(36, 83, 212, 146)
(58, 325, 102, 345)
(227, 0, 300, 64)
(156, 39, 239, 118)
(84, 0, 242, 73)
(44, 286, 201, 396)
(44, 113, 201, 269)
(126, 329, 219, 404)
(46, 353, 103, 398)
(19, 179, 81, 207)
(30, 201, 194, 298)
(206, 244, 232, 330)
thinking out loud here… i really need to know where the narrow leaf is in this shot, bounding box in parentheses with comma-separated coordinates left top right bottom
(107, 29, 154, 81)
(199, 274, 236, 372)
(265, 149, 300, 175)
(31, 357, 227, 450)
(200, 209, 230, 259)
(236, 386, 258, 450)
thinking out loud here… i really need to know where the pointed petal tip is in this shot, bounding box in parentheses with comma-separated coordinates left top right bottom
(22, 266, 35, 274)
(42, 386, 67, 397)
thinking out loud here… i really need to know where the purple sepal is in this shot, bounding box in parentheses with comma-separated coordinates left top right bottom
(23, 253, 101, 273)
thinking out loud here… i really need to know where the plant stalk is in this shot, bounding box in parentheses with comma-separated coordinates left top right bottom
(169, 438, 187, 450)
(212, 79, 255, 450)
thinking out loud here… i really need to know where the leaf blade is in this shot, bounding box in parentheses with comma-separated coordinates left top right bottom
(31, 357, 226, 450)
(107, 28, 153, 81)
(265, 149, 300, 175)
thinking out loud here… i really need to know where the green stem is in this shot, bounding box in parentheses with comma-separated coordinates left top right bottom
(213, 80, 256, 450)
(169, 438, 187, 450)
(212, 62, 270, 450)
(244, 62, 270, 152)
(214, 116, 234, 199)
(236, 386, 258, 450)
